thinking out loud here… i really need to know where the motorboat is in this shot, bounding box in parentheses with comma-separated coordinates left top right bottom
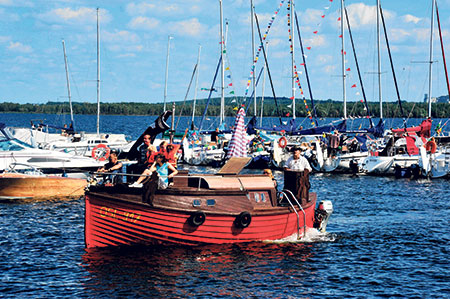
(0, 163, 86, 201)
(0, 123, 104, 174)
(10, 126, 131, 158)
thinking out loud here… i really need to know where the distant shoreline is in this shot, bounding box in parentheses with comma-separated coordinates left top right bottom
(1, 97, 449, 118)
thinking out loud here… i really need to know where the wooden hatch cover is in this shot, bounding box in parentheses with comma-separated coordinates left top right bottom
(217, 157, 252, 175)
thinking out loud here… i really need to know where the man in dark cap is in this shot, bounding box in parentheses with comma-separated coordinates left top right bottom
(284, 145, 312, 172)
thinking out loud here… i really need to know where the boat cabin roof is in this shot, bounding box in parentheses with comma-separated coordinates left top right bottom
(188, 175, 274, 191)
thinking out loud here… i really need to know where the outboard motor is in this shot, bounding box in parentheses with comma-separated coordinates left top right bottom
(314, 200, 333, 232)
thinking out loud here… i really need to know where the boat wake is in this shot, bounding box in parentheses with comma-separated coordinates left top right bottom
(265, 228, 337, 244)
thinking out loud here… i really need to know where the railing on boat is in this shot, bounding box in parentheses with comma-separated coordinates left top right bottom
(91, 172, 247, 191)
(278, 189, 306, 240)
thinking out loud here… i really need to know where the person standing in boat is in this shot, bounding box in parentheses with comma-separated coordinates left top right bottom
(211, 128, 220, 148)
(284, 146, 312, 172)
(98, 151, 123, 184)
(130, 154, 178, 189)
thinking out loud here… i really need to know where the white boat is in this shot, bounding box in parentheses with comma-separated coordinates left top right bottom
(419, 145, 450, 178)
(182, 135, 225, 166)
(10, 126, 130, 157)
(1, 123, 104, 174)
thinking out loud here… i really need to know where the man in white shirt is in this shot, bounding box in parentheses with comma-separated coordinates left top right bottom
(284, 146, 312, 172)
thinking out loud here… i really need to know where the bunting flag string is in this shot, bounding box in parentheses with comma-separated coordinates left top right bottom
(287, 0, 315, 126)
(242, 0, 286, 102)
(221, 36, 238, 109)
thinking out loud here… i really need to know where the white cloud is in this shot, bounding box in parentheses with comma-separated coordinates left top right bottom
(108, 44, 143, 53)
(102, 30, 140, 43)
(170, 18, 207, 37)
(389, 28, 411, 42)
(304, 35, 326, 47)
(403, 14, 421, 24)
(37, 7, 111, 25)
(316, 54, 333, 65)
(8, 41, 32, 53)
(0, 7, 19, 21)
(345, 3, 377, 28)
(0, 35, 11, 43)
(323, 65, 336, 74)
(128, 16, 160, 30)
(0, 0, 13, 5)
(126, 2, 156, 15)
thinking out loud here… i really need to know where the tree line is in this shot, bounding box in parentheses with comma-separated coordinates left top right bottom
(0, 97, 449, 118)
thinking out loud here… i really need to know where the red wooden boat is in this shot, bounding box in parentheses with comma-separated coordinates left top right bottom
(84, 158, 333, 248)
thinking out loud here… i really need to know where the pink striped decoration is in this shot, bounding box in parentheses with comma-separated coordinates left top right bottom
(226, 108, 248, 158)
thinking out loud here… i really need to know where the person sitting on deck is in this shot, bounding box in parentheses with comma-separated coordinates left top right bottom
(97, 151, 123, 184)
(165, 144, 178, 168)
(129, 154, 178, 189)
(284, 145, 312, 172)
(158, 140, 168, 156)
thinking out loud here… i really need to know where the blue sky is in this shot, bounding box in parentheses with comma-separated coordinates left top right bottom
(1, 0, 450, 108)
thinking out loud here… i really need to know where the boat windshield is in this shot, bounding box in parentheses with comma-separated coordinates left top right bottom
(0, 127, 33, 151)
(0, 139, 33, 151)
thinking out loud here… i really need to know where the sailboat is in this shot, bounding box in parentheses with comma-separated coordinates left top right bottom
(12, 9, 131, 159)
(419, 0, 450, 178)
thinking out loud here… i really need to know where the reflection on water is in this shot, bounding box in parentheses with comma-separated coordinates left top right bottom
(81, 242, 319, 297)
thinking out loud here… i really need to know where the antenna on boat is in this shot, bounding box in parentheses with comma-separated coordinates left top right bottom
(96, 8, 100, 136)
(62, 39, 74, 129)
(164, 35, 173, 112)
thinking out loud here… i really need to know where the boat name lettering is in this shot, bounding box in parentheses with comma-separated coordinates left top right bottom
(99, 206, 141, 223)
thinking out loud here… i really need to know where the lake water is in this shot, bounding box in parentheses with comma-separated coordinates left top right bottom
(1, 113, 449, 298)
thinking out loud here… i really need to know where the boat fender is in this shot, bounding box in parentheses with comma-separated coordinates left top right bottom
(92, 144, 111, 161)
(278, 136, 287, 149)
(234, 211, 252, 228)
(188, 211, 206, 227)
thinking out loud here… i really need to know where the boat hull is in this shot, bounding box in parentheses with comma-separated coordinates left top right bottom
(85, 192, 316, 248)
(0, 173, 86, 201)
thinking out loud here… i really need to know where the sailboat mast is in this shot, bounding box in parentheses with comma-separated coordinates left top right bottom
(219, 0, 225, 125)
(377, 0, 383, 119)
(428, 0, 435, 118)
(436, 0, 450, 100)
(163, 35, 172, 112)
(192, 45, 201, 124)
(260, 42, 268, 127)
(341, 0, 347, 119)
(251, 0, 257, 116)
(96, 8, 100, 136)
(290, 0, 296, 119)
(62, 39, 73, 126)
